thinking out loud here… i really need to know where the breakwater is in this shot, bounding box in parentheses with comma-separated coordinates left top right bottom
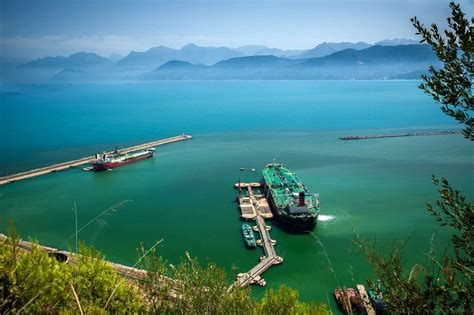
(0, 135, 192, 185)
(339, 130, 461, 140)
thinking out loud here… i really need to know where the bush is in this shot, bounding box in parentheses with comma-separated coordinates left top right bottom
(0, 234, 143, 313)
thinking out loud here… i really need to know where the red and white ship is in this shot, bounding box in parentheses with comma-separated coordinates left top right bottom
(92, 148, 155, 171)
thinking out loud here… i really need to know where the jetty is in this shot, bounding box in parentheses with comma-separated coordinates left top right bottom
(235, 182, 273, 219)
(339, 130, 461, 141)
(0, 135, 192, 185)
(235, 182, 283, 287)
(356, 284, 376, 315)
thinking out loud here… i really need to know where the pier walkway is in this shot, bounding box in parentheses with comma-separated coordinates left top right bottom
(357, 284, 376, 315)
(235, 183, 282, 287)
(0, 135, 192, 185)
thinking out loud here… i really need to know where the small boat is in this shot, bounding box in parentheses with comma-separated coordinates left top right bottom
(368, 288, 387, 313)
(241, 223, 257, 248)
(333, 287, 364, 314)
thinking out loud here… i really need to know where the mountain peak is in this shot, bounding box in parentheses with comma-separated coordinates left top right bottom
(158, 60, 196, 69)
(296, 41, 372, 59)
(19, 52, 111, 68)
(375, 38, 420, 46)
(182, 43, 198, 49)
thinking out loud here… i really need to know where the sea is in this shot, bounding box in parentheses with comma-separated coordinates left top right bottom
(0, 80, 472, 308)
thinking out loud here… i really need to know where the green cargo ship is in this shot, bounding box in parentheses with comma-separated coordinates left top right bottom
(262, 162, 320, 232)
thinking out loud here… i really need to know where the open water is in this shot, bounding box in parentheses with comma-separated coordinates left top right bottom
(0, 81, 472, 306)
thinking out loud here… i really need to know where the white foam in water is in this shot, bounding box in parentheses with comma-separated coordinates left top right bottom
(318, 215, 335, 222)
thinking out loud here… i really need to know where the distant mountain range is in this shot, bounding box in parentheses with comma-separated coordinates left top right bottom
(3, 39, 435, 81)
(108, 53, 124, 63)
(13, 52, 114, 81)
(294, 42, 372, 59)
(374, 38, 419, 46)
(236, 45, 304, 57)
(20, 52, 113, 69)
(117, 44, 244, 68)
(144, 44, 438, 80)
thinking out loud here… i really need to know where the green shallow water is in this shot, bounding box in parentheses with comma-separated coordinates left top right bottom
(0, 81, 473, 308)
(1, 131, 472, 305)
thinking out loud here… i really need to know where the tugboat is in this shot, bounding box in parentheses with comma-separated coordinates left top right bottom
(241, 223, 257, 248)
(92, 148, 155, 171)
(262, 162, 320, 232)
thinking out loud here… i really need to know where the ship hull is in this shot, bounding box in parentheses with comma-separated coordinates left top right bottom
(92, 152, 153, 171)
(263, 183, 317, 233)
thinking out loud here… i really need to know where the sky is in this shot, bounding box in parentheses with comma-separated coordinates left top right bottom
(1, 0, 473, 59)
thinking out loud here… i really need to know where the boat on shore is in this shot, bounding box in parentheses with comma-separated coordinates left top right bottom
(262, 162, 320, 232)
(368, 287, 387, 313)
(242, 223, 257, 248)
(333, 287, 364, 314)
(92, 148, 155, 171)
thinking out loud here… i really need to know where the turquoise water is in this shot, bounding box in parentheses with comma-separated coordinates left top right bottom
(0, 81, 472, 306)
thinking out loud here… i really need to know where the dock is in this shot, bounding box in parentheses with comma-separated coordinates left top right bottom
(357, 284, 376, 315)
(0, 135, 192, 185)
(235, 182, 273, 219)
(235, 182, 282, 287)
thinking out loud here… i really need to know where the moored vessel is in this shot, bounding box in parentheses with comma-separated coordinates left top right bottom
(92, 148, 155, 171)
(262, 162, 320, 232)
(333, 287, 364, 314)
(242, 223, 257, 248)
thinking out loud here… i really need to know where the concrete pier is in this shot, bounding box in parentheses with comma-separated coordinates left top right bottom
(0, 135, 192, 185)
(235, 182, 282, 287)
(339, 130, 461, 140)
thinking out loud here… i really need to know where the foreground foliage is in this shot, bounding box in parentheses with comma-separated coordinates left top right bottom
(357, 3, 473, 313)
(0, 233, 143, 313)
(411, 2, 473, 140)
(140, 249, 329, 314)
(0, 231, 329, 314)
(357, 177, 473, 313)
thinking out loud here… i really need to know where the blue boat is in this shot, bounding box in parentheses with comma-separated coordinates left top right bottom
(242, 223, 257, 248)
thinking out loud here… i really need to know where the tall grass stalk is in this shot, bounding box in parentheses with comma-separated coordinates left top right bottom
(70, 283, 84, 315)
(65, 199, 132, 244)
(103, 239, 163, 311)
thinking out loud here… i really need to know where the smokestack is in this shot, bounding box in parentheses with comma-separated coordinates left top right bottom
(299, 191, 305, 206)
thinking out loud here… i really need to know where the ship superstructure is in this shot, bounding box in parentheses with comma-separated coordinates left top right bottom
(262, 162, 320, 232)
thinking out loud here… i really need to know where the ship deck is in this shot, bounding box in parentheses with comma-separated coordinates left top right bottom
(262, 163, 319, 215)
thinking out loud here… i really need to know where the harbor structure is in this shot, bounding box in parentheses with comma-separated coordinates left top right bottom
(339, 130, 461, 140)
(235, 182, 283, 287)
(0, 135, 192, 185)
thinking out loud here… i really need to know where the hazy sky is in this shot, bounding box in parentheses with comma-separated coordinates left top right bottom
(1, 0, 473, 58)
